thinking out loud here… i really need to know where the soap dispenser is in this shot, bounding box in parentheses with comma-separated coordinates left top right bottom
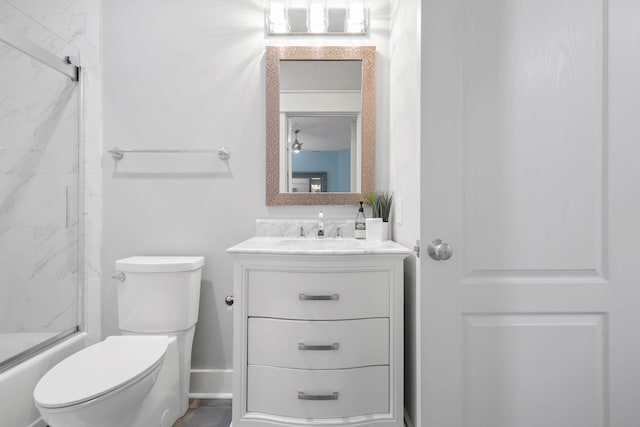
(355, 201, 366, 239)
(317, 211, 325, 238)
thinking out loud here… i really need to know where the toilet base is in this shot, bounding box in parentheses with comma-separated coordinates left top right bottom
(38, 337, 181, 427)
(122, 324, 196, 416)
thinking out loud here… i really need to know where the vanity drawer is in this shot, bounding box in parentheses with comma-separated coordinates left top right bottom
(247, 365, 389, 419)
(248, 317, 389, 369)
(247, 270, 389, 319)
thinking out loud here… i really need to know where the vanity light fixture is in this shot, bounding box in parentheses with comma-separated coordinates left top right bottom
(291, 129, 303, 153)
(265, 0, 368, 35)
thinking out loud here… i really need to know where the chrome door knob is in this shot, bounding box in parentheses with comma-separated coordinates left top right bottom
(427, 239, 453, 261)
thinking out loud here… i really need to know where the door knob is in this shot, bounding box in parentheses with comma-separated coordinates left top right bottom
(427, 239, 452, 261)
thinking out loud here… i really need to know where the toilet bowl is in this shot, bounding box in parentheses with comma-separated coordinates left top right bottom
(34, 335, 180, 427)
(33, 256, 204, 427)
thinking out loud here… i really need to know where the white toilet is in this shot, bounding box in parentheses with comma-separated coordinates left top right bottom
(33, 256, 204, 427)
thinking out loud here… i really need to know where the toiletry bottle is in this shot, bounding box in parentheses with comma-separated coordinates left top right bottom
(355, 201, 366, 239)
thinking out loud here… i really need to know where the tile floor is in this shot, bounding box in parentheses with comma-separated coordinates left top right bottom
(173, 399, 232, 427)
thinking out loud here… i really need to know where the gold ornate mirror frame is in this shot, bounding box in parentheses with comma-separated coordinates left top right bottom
(266, 45, 376, 205)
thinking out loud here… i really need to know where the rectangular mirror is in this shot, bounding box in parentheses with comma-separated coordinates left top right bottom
(266, 46, 376, 205)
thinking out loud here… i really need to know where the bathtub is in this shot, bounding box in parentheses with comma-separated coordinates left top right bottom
(0, 332, 87, 427)
(0, 333, 59, 363)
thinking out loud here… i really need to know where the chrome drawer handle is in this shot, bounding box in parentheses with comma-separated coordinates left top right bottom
(298, 342, 339, 351)
(298, 391, 339, 401)
(298, 293, 339, 301)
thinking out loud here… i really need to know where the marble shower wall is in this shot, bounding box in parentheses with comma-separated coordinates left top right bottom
(0, 0, 101, 341)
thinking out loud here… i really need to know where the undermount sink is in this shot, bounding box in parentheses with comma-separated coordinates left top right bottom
(278, 238, 365, 248)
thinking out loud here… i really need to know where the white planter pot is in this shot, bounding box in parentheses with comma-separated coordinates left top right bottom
(366, 218, 383, 241)
(381, 222, 390, 240)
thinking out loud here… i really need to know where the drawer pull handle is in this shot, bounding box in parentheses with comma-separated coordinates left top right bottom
(298, 342, 340, 351)
(298, 293, 339, 301)
(298, 391, 339, 401)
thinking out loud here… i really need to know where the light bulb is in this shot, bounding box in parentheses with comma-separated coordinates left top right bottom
(307, 0, 327, 33)
(268, 0, 289, 33)
(346, 0, 366, 33)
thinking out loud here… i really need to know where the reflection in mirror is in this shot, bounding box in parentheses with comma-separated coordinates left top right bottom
(287, 115, 359, 193)
(281, 60, 361, 194)
(266, 46, 376, 205)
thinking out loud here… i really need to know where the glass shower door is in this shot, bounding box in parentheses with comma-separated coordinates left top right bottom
(0, 22, 81, 370)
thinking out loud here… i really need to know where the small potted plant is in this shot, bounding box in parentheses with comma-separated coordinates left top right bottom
(366, 191, 393, 240)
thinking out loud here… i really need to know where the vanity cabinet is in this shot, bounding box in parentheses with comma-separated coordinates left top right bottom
(228, 238, 411, 427)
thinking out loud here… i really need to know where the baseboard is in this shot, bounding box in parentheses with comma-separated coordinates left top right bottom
(27, 419, 47, 427)
(189, 368, 233, 398)
(190, 392, 233, 399)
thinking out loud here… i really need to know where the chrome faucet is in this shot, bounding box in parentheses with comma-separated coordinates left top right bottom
(317, 211, 325, 237)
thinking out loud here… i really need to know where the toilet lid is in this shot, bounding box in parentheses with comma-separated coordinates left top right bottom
(34, 336, 168, 409)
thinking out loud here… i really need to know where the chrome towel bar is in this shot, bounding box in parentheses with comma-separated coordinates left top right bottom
(108, 146, 230, 160)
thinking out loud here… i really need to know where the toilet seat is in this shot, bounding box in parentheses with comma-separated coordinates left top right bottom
(34, 335, 168, 409)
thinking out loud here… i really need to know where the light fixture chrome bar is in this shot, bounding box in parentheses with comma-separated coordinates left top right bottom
(0, 25, 79, 81)
(108, 146, 231, 161)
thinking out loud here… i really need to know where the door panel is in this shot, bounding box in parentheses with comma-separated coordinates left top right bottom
(420, 0, 640, 425)
(463, 314, 606, 427)
(463, 0, 605, 276)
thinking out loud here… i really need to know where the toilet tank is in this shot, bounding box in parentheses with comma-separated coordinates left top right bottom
(114, 256, 204, 333)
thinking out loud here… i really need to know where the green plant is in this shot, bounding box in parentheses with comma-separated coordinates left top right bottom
(366, 191, 393, 222)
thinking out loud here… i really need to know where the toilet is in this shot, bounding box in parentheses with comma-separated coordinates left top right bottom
(33, 256, 204, 427)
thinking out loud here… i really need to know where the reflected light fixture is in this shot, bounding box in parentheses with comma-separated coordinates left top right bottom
(266, 0, 368, 35)
(291, 129, 303, 153)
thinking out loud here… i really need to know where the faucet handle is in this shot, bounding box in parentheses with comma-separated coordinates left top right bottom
(336, 225, 344, 238)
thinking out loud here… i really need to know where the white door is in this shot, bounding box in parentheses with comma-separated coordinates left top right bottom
(419, 0, 640, 426)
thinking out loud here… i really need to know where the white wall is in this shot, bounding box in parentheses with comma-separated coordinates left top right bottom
(102, 0, 390, 394)
(389, 0, 421, 424)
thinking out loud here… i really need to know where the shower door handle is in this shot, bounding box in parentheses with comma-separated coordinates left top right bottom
(65, 186, 70, 229)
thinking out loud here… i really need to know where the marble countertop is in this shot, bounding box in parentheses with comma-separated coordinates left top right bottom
(227, 236, 412, 256)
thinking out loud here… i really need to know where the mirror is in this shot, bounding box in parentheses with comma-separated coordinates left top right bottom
(266, 46, 376, 205)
